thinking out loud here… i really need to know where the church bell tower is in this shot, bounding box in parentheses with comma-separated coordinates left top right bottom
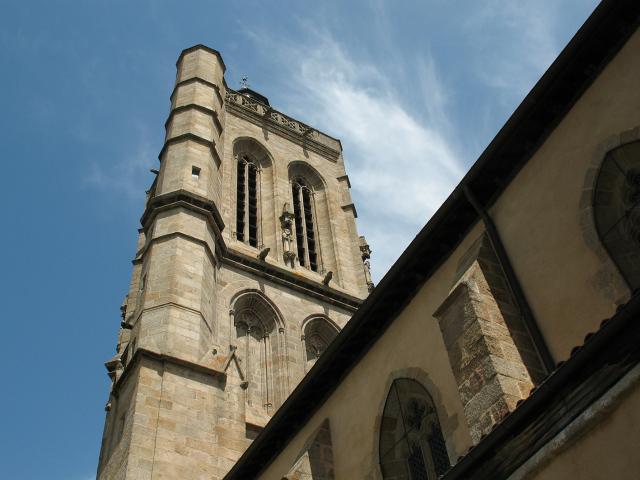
(96, 45, 371, 480)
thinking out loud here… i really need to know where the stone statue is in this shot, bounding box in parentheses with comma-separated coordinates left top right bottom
(280, 203, 296, 266)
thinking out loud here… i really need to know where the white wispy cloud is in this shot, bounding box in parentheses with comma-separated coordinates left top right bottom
(83, 122, 155, 203)
(246, 27, 465, 279)
(463, 1, 561, 99)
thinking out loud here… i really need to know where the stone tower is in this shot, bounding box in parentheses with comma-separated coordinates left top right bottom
(96, 45, 371, 480)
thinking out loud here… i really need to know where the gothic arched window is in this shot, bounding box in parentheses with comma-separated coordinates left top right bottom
(379, 379, 450, 480)
(292, 178, 319, 271)
(236, 155, 259, 247)
(232, 292, 286, 414)
(233, 138, 275, 251)
(594, 140, 640, 289)
(302, 317, 339, 371)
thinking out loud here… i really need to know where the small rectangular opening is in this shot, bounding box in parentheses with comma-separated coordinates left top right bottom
(191, 166, 201, 179)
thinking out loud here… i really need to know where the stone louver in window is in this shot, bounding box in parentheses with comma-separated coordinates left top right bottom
(236, 155, 259, 247)
(292, 179, 319, 271)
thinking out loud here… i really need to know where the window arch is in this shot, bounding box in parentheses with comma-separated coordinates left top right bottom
(288, 161, 333, 274)
(233, 138, 274, 250)
(292, 178, 319, 271)
(232, 292, 286, 414)
(594, 140, 640, 289)
(236, 156, 259, 246)
(302, 317, 339, 370)
(379, 378, 450, 480)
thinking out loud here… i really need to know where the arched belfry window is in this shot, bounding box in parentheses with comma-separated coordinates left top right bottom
(292, 178, 319, 271)
(236, 156, 259, 247)
(302, 317, 339, 371)
(379, 379, 450, 480)
(288, 161, 337, 276)
(233, 138, 275, 250)
(594, 140, 640, 289)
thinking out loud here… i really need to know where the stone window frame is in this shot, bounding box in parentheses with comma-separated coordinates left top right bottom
(229, 289, 289, 413)
(580, 126, 639, 304)
(368, 368, 459, 480)
(283, 418, 336, 480)
(300, 315, 340, 372)
(231, 137, 275, 250)
(288, 161, 330, 275)
(291, 177, 321, 272)
(236, 154, 261, 247)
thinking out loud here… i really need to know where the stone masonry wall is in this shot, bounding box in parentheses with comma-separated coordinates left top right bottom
(434, 233, 543, 444)
(97, 44, 367, 480)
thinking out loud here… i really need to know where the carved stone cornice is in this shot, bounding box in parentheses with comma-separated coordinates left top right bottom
(225, 89, 342, 162)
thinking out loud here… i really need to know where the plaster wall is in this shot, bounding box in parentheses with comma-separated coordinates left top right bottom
(258, 221, 486, 479)
(490, 27, 640, 361)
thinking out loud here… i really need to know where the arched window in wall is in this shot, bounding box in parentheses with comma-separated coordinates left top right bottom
(233, 292, 285, 414)
(292, 178, 319, 271)
(379, 379, 450, 480)
(289, 161, 335, 275)
(233, 138, 275, 250)
(594, 140, 640, 289)
(236, 156, 259, 247)
(302, 317, 339, 371)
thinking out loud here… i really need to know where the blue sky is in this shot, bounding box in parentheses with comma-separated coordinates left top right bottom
(0, 1, 598, 478)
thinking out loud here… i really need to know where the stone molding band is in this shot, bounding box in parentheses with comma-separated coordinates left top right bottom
(110, 348, 226, 399)
(165, 103, 224, 138)
(140, 189, 225, 236)
(158, 132, 222, 167)
(176, 44, 227, 72)
(224, 249, 361, 312)
(137, 191, 361, 312)
(170, 76, 225, 109)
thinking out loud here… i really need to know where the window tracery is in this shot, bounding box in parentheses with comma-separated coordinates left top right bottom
(379, 379, 450, 480)
(302, 317, 339, 371)
(292, 178, 319, 271)
(232, 293, 285, 414)
(594, 140, 640, 289)
(236, 155, 260, 247)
